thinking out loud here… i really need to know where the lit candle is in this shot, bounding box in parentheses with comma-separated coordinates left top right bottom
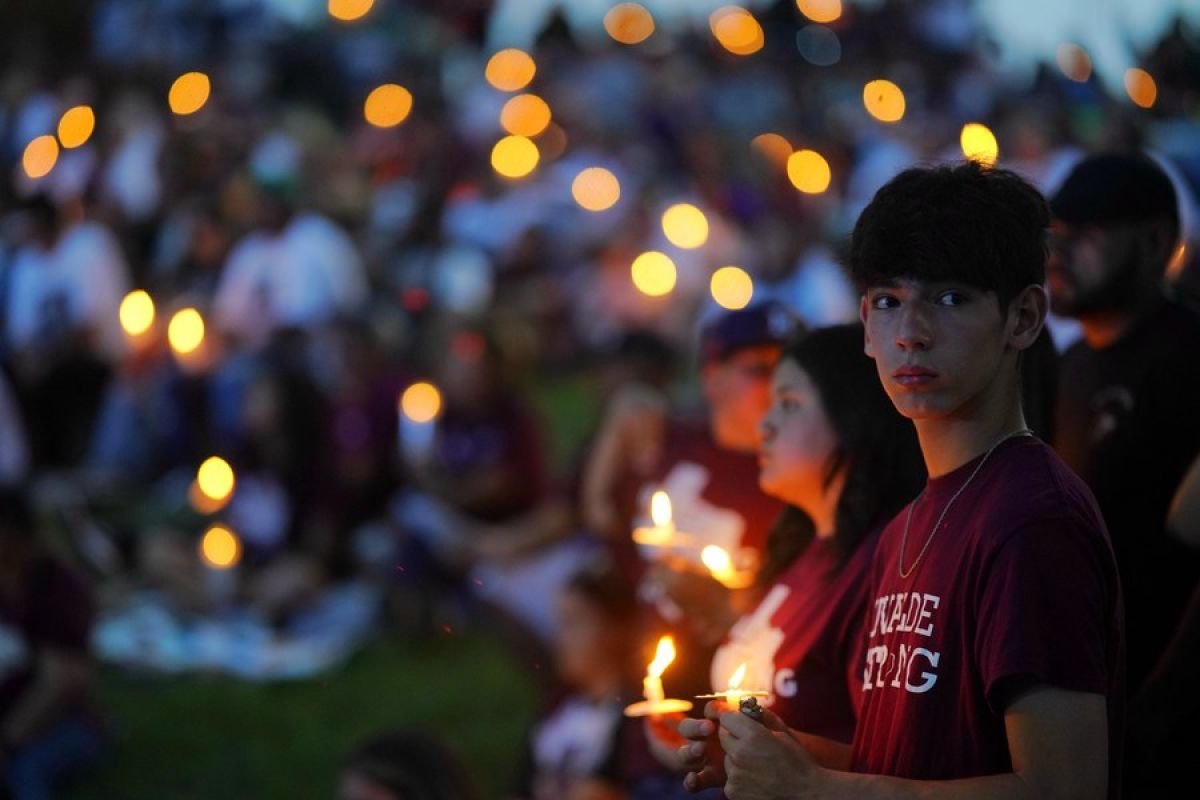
(725, 662, 747, 709)
(696, 661, 769, 709)
(624, 635, 694, 718)
(701, 544, 754, 588)
(648, 491, 674, 542)
(643, 636, 674, 704)
(633, 490, 694, 552)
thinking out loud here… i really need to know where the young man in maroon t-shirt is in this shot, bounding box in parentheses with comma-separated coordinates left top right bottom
(680, 162, 1124, 799)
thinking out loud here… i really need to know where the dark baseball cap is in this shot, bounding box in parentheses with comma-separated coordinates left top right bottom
(699, 300, 796, 364)
(1050, 152, 1178, 228)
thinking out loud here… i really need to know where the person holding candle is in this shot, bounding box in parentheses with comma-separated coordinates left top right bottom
(513, 563, 636, 800)
(682, 162, 1123, 799)
(649, 323, 923, 775)
(582, 305, 790, 740)
(711, 323, 924, 740)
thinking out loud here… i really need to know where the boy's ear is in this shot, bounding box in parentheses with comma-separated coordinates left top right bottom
(1008, 284, 1048, 352)
(859, 296, 875, 357)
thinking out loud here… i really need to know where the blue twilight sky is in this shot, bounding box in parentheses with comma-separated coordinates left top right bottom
(485, 0, 1200, 93)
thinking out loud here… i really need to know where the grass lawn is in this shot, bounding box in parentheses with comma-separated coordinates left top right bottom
(57, 372, 596, 799)
(65, 633, 540, 799)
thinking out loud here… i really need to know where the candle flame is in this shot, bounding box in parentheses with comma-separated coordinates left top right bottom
(728, 662, 747, 690)
(701, 545, 733, 574)
(651, 491, 672, 527)
(649, 636, 676, 677)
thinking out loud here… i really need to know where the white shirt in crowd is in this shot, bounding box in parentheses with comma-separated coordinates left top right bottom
(3, 221, 130, 362)
(213, 212, 367, 347)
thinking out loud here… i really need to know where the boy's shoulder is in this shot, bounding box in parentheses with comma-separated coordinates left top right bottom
(973, 436, 1108, 545)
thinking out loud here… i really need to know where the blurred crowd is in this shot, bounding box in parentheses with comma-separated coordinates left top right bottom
(1, 0, 1199, 798)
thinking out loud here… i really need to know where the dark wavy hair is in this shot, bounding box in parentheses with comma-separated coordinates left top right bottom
(849, 160, 1051, 311)
(757, 324, 925, 586)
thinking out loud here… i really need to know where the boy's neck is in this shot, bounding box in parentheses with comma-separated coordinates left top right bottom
(914, 393, 1030, 479)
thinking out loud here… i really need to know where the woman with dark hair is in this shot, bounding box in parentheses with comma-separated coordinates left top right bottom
(650, 324, 924, 778)
(708, 323, 924, 743)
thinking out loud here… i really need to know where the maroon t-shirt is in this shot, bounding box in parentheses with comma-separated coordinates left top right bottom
(634, 419, 781, 556)
(850, 436, 1123, 795)
(618, 419, 782, 783)
(712, 529, 880, 744)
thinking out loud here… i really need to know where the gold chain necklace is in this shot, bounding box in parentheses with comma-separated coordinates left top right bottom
(898, 428, 1033, 579)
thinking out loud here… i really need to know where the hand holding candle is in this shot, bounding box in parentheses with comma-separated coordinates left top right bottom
(624, 636, 694, 718)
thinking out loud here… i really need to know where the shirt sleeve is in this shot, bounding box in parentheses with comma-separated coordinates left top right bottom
(974, 517, 1116, 715)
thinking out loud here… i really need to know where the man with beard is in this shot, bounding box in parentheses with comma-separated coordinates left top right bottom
(1048, 152, 1200, 791)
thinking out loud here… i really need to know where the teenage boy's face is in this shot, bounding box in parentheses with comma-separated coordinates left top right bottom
(860, 279, 1038, 422)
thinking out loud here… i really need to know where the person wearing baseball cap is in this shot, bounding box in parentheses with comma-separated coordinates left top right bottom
(1049, 152, 1200, 794)
(695, 300, 796, 456)
(578, 300, 796, 798)
(1047, 152, 1181, 324)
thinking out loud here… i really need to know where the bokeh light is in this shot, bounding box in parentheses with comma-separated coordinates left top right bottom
(499, 94, 551, 137)
(364, 84, 413, 128)
(1125, 68, 1157, 108)
(490, 135, 539, 178)
(485, 49, 536, 92)
(57, 105, 96, 149)
(662, 204, 709, 249)
(401, 382, 443, 423)
(796, 0, 842, 24)
(119, 290, 156, 336)
(1056, 43, 1092, 82)
(197, 456, 236, 503)
(787, 149, 831, 194)
(22, 136, 59, 179)
(960, 123, 999, 166)
(711, 266, 755, 310)
(169, 72, 211, 115)
(328, 0, 374, 22)
(168, 308, 205, 355)
(199, 524, 242, 569)
(863, 80, 905, 123)
(751, 133, 792, 168)
(571, 167, 621, 211)
(710, 7, 764, 56)
(631, 251, 677, 297)
(604, 3, 655, 45)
